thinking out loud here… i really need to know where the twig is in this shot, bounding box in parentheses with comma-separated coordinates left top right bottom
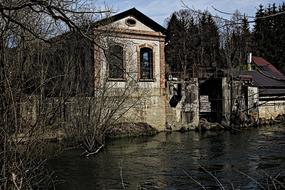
(11, 173, 22, 190)
(80, 150, 88, 156)
(199, 165, 225, 190)
(182, 169, 206, 190)
(85, 144, 104, 157)
(120, 160, 127, 190)
(236, 169, 266, 190)
(211, 6, 255, 19)
(260, 170, 285, 189)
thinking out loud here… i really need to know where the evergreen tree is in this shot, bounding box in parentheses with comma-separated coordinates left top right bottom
(165, 10, 199, 79)
(197, 12, 220, 68)
(253, 3, 285, 74)
(240, 16, 252, 65)
(165, 13, 182, 73)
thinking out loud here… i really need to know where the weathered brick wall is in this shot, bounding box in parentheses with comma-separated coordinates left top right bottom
(93, 16, 167, 131)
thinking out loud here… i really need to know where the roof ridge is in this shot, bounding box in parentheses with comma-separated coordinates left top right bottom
(92, 7, 166, 33)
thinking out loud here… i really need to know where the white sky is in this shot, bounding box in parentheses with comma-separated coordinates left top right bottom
(93, 0, 284, 26)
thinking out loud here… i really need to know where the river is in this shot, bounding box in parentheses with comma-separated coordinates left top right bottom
(49, 126, 285, 189)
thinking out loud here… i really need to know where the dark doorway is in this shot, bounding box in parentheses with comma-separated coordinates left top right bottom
(199, 78, 223, 122)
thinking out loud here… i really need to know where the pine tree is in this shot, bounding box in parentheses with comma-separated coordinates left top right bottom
(253, 3, 285, 74)
(166, 13, 182, 73)
(253, 5, 264, 55)
(165, 10, 199, 79)
(197, 12, 220, 68)
(240, 16, 251, 65)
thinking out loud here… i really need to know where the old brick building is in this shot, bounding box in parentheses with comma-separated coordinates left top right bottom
(92, 8, 167, 130)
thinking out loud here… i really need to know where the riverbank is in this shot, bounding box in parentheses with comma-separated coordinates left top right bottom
(192, 113, 285, 132)
(106, 114, 285, 137)
(106, 122, 158, 138)
(11, 114, 285, 143)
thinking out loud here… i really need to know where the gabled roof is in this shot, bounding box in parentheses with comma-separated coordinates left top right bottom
(242, 70, 285, 87)
(252, 56, 285, 79)
(241, 56, 285, 96)
(93, 8, 166, 34)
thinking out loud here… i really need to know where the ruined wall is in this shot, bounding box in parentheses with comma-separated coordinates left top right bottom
(245, 86, 285, 120)
(235, 84, 285, 120)
(166, 79, 199, 130)
(258, 99, 285, 119)
(247, 86, 259, 121)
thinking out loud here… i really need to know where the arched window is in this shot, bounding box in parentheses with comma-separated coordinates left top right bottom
(140, 47, 153, 80)
(108, 45, 124, 79)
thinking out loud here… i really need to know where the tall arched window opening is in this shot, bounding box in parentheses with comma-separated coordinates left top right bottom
(108, 45, 124, 79)
(140, 47, 153, 80)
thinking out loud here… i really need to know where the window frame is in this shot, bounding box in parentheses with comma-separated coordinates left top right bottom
(107, 44, 126, 81)
(138, 46, 155, 81)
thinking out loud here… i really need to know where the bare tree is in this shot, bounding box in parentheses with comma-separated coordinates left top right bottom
(1, 1, 153, 188)
(62, 35, 151, 156)
(0, 0, 115, 189)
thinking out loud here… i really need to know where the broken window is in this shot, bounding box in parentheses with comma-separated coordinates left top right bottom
(169, 83, 182, 107)
(108, 45, 124, 79)
(140, 47, 153, 80)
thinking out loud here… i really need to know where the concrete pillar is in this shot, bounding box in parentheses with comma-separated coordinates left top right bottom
(183, 78, 199, 127)
(222, 77, 231, 126)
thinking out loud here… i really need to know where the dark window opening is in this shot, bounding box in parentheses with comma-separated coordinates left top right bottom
(108, 45, 124, 79)
(140, 47, 153, 80)
(126, 18, 136, 26)
(169, 83, 182, 107)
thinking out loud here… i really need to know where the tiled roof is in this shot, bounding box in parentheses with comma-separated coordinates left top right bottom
(252, 56, 285, 79)
(241, 56, 285, 96)
(242, 70, 285, 87)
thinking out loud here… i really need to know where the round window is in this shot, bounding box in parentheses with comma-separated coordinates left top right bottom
(125, 18, 136, 26)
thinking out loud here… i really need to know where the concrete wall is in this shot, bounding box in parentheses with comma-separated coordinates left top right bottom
(244, 86, 285, 120)
(166, 79, 199, 130)
(119, 89, 166, 131)
(247, 86, 259, 121)
(259, 99, 285, 119)
(246, 86, 285, 120)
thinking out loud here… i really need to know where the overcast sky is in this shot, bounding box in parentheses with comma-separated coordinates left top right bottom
(95, 0, 284, 26)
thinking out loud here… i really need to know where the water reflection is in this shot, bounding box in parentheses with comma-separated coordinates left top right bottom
(50, 126, 285, 189)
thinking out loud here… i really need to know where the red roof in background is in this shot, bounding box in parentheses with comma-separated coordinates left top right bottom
(252, 56, 285, 78)
(240, 56, 285, 96)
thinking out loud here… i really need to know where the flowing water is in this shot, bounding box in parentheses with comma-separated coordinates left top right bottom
(49, 126, 285, 189)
